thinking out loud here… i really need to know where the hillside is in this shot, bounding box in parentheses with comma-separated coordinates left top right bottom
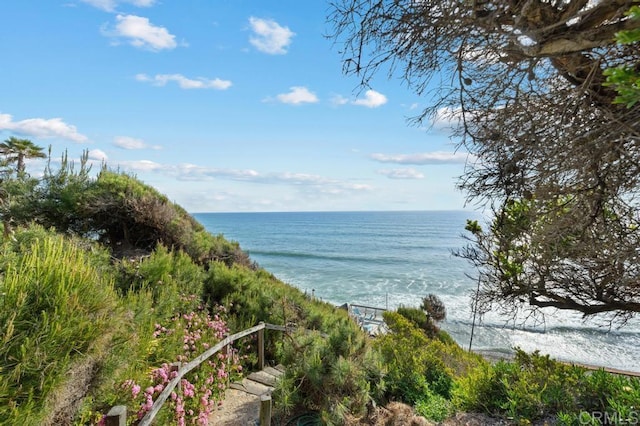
(1, 162, 638, 425)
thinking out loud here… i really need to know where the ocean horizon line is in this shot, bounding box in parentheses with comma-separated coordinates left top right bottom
(192, 209, 478, 215)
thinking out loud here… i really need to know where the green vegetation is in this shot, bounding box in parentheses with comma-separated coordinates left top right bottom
(0, 227, 118, 424)
(396, 293, 448, 338)
(454, 349, 640, 425)
(0, 137, 47, 175)
(604, 6, 640, 108)
(1, 140, 638, 425)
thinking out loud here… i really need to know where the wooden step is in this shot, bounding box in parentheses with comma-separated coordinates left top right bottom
(228, 365, 286, 396)
(229, 378, 272, 396)
(247, 370, 277, 387)
(262, 366, 284, 378)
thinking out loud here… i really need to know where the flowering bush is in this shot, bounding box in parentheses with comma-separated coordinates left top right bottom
(110, 301, 243, 425)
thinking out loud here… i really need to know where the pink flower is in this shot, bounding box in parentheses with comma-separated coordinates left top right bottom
(137, 394, 154, 419)
(181, 379, 196, 398)
(152, 365, 169, 383)
(197, 411, 209, 425)
(131, 384, 141, 398)
(143, 394, 153, 410)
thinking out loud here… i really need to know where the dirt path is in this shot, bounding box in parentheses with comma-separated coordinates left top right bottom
(210, 367, 283, 425)
(210, 388, 262, 425)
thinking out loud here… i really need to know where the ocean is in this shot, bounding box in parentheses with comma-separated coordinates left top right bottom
(194, 211, 640, 373)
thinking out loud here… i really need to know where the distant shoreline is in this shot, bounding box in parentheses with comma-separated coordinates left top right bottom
(193, 209, 480, 215)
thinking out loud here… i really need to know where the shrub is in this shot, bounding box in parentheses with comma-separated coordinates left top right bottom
(397, 306, 439, 338)
(415, 390, 454, 422)
(375, 312, 456, 403)
(0, 227, 118, 424)
(32, 150, 93, 234)
(421, 293, 446, 322)
(80, 171, 253, 268)
(273, 324, 384, 424)
(114, 245, 205, 321)
(453, 348, 640, 423)
(452, 360, 507, 414)
(396, 294, 446, 339)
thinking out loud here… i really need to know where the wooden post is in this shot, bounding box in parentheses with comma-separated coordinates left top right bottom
(105, 405, 126, 426)
(258, 321, 265, 370)
(171, 362, 181, 392)
(259, 394, 272, 426)
(226, 340, 231, 388)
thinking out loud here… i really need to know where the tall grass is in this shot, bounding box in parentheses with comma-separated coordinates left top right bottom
(0, 226, 118, 424)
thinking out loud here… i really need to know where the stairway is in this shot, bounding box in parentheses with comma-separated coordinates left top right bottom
(230, 365, 285, 395)
(209, 365, 285, 425)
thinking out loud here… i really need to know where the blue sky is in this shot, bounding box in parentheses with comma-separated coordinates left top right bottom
(0, 0, 472, 212)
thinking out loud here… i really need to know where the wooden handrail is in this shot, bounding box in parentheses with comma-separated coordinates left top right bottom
(114, 321, 337, 425)
(139, 322, 268, 426)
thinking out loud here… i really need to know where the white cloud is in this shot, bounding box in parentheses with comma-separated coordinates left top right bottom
(353, 90, 387, 108)
(115, 159, 372, 194)
(171, 164, 260, 181)
(330, 94, 349, 106)
(461, 47, 503, 67)
(80, 0, 156, 12)
(114, 136, 145, 149)
(135, 73, 232, 90)
(130, 0, 155, 6)
(0, 113, 88, 142)
(193, 168, 374, 193)
(275, 86, 318, 105)
(431, 106, 464, 130)
(81, 0, 117, 10)
(113, 135, 160, 150)
(103, 14, 177, 51)
(370, 151, 473, 165)
(270, 172, 331, 185)
(119, 159, 164, 172)
(377, 168, 425, 179)
(88, 149, 108, 161)
(248, 17, 294, 55)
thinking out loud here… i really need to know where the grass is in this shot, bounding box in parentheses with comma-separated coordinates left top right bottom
(0, 227, 118, 424)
